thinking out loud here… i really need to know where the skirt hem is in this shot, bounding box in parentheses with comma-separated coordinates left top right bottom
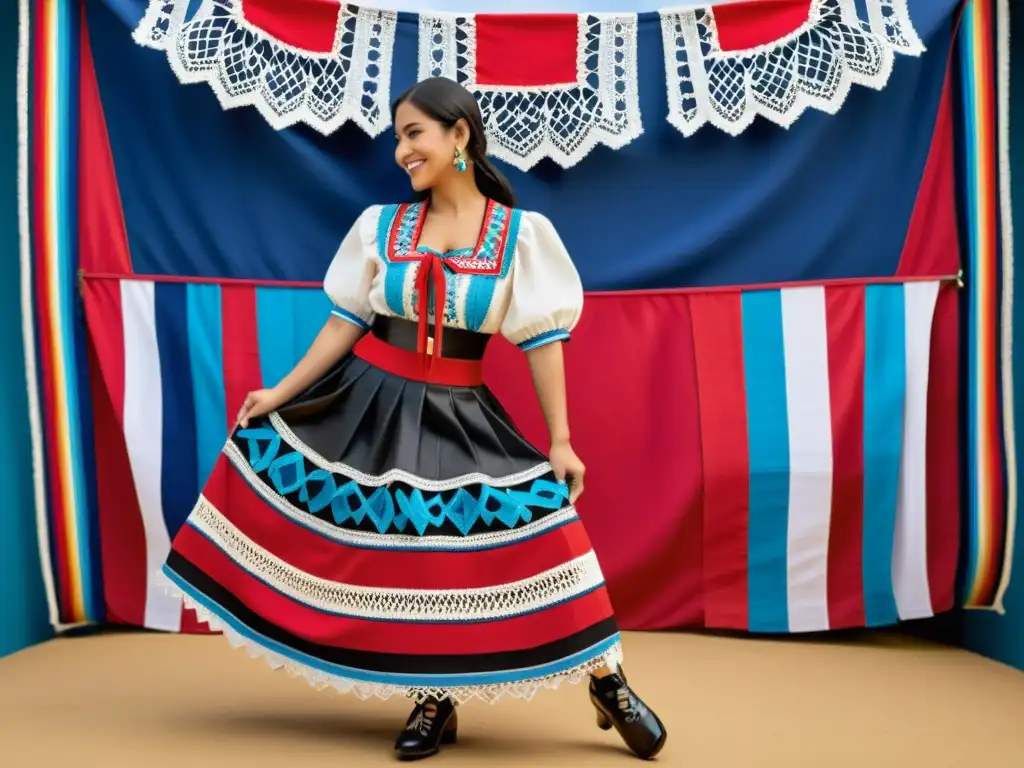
(162, 572, 624, 706)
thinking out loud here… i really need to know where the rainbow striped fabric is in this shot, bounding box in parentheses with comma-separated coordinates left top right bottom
(19, 0, 100, 627)
(957, 0, 1016, 611)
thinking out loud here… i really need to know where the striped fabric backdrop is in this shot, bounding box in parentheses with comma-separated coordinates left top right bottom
(17, 0, 1011, 632)
(958, 0, 1016, 611)
(18, 0, 102, 628)
(689, 281, 946, 632)
(82, 277, 332, 631)
(82, 275, 955, 635)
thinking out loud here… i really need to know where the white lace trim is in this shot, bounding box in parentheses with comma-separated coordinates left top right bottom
(659, 0, 925, 137)
(132, 0, 396, 137)
(188, 497, 605, 622)
(167, 579, 622, 705)
(223, 440, 579, 551)
(267, 411, 555, 491)
(417, 13, 642, 171)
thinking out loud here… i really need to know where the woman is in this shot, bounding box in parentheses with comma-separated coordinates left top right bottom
(162, 76, 666, 762)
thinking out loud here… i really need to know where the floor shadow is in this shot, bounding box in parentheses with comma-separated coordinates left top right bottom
(166, 708, 643, 758)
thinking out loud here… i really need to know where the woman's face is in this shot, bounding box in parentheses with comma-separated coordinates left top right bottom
(394, 101, 458, 193)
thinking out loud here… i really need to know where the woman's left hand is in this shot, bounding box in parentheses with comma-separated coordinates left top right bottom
(549, 440, 585, 504)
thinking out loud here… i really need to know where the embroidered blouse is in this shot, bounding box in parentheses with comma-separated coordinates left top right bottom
(323, 200, 584, 353)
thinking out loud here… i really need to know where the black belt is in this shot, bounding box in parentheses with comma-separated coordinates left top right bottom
(371, 317, 491, 361)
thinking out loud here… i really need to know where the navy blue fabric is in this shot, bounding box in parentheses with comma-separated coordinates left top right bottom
(89, 0, 958, 290)
(154, 282, 200, 537)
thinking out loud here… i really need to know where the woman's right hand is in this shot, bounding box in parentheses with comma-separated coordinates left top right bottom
(236, 388, 283, 428)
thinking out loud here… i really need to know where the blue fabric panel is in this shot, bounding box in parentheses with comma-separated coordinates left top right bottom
(89, 0, 956, 290)
(186, 284, 226, 488)
(862, 283, 906, 627)
(740, 290, 791, 633)
(257, 286, 335, 389)
(154, 282, 199, 538)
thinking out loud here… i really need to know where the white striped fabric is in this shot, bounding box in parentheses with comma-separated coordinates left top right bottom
(892, 280, 940, 620)
(121, 280, 182, 632)
(780, 286, 834, 633)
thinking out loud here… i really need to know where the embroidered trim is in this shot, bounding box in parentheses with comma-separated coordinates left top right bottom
(224, 441, 580, 551)
(163, 571, 623, 704)
(234, 426, 572, 536)
(330, 307, 370, 331)
(187, 497, 605, 622)
(659, 0, 925, 137)
(131, 0, 397, 137)
(519, 329, 571, 352)
(268, 411, 555, 491)
(384, 201, 515, 277)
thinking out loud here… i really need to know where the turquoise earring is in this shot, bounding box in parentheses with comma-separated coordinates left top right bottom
(453, 148, 467, 173)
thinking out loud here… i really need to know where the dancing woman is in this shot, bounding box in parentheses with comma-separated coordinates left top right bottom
(162, 76, 666, 762)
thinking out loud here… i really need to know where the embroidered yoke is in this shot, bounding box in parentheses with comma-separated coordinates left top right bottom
(323, 200, 584, 355)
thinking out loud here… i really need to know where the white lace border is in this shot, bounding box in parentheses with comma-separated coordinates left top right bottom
(165, 579, 624, 705)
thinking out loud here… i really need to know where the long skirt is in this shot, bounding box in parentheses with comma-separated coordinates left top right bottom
(161, 321, 622, 704)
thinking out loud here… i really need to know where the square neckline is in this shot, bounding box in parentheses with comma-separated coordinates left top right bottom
(410, 198, 497, 261)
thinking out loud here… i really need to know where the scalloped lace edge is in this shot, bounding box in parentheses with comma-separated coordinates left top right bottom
(169, 584, 623, 705)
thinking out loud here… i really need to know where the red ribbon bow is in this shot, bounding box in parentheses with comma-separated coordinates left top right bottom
(414, 251, 448, 365)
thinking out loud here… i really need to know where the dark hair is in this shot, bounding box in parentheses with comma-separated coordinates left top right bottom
(391, 77, 516, 208)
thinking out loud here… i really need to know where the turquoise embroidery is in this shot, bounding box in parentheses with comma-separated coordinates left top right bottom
(237, 427, 569, 537)
(374, 203, 523, 327)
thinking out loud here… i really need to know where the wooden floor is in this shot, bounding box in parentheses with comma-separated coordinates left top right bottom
(2, 629, 1024, 767)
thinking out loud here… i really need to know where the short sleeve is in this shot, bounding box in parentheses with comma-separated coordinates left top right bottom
(500, 211, 584, 351)
(323, 205, 380, 331)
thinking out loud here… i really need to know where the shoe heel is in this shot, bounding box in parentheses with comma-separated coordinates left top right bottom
(441, 711, 458, 744)
(594, 705, 612, 731)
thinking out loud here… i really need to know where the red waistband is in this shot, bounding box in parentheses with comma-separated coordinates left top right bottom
(354, 332, 485, 387)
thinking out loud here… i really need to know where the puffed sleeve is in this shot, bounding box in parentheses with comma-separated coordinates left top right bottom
(323, 205, 380, 331)
(500, 211, 584, 351)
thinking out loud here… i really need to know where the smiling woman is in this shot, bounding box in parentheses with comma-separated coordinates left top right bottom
(392, 78, 517, 211)
(161, 75, 667, 762)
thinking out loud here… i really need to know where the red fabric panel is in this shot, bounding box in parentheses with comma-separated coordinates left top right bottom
(240, 0, 342, 54)
(220, 286, 263, 428)
(824, 285, 866, 629)
(925, 285, 960, 612)
(474, 15, 578, 87)
(82, 280, 147, 626)
(483, 294, 705, 630)
(205, 457, 596, 589)
(712, 0, 813, 52)
(78, 8, 132, 275)
(687, 293, 749, 630)
(896, 62, 960, 277)
(172, 525, 615, 654)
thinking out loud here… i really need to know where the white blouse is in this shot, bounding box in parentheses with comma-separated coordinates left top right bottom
(323, 201, 583, 351)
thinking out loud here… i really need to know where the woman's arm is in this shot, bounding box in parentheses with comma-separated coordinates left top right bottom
(272, 315, 366, 402)
(526, 341, 586, 503)
(525, 342, 571, 446)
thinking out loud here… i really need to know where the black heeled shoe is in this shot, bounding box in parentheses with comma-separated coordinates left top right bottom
(394, 696, 458, 761)
(589, 668, 667, 760)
